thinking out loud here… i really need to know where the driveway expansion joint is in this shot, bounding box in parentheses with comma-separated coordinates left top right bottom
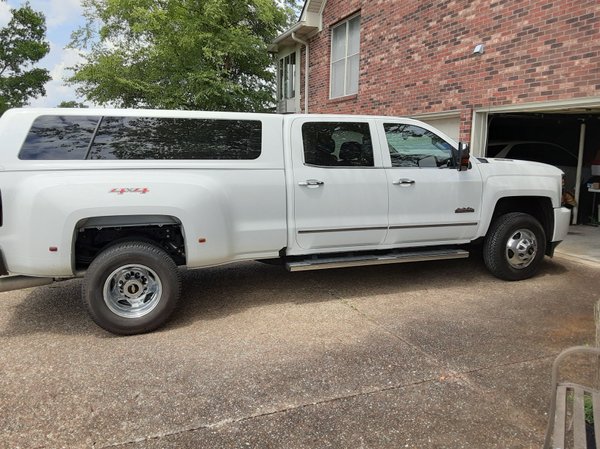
(98, 376, 440, 448)
(99, 355, 554, 449)
(325, 285, 557, 375)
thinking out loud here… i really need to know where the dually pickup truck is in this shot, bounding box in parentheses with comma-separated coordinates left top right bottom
(0, 108, 571, 334)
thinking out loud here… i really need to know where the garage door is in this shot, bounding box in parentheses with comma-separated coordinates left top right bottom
(418, 116, 460, 142)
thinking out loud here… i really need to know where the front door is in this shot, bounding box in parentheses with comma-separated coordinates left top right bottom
(378, 121, 483, 245)
(291, 118, 389, 251)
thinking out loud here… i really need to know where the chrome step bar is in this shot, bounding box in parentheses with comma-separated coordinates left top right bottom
(286, 249, 469, 272)
(0, 276, 55, 292)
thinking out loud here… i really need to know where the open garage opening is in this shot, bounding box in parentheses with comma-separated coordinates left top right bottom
(485, 112, 600, 225)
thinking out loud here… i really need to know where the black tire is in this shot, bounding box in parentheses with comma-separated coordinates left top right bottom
(483, 212, 546, 281)
(83, 241, 181, 335)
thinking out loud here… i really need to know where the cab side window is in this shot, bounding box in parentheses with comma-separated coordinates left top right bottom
(384, 123, 453, 168)
(302, 122, 374, 167)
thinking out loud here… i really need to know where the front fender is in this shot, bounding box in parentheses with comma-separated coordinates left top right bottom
(477, 174, 560, 239)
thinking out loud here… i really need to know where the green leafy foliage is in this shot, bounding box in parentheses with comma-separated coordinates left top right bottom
(585, 394, 594, 425)
(69, 0, 301, 112)
(57, 100, 89, 108)
(0, 2, 51, 115)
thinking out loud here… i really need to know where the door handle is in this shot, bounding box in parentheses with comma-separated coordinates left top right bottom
(299, 179, 325, 187)
(392, 179, 415, 186)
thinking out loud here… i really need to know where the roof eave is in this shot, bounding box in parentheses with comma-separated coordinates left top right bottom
(271, 20, 319, 51)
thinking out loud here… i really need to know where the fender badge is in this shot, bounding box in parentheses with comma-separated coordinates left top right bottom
(110, 188, 150, 195)
(455, 207, 475, 214)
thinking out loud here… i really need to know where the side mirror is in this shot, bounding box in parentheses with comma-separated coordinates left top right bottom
(454, 142, 470, 171)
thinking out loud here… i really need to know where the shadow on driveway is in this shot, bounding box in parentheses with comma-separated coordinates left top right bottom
(0, 255, 568, 338)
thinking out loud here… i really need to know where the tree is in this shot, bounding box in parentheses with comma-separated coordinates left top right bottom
(69, 0, 300, 112)
(0, 2, 51, 115)
(58, 100, 89, 108)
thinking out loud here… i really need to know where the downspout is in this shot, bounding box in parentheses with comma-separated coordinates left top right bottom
(291, 32, 309, 114)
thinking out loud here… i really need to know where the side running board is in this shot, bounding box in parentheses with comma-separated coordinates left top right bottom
(286, 248, 469, 272)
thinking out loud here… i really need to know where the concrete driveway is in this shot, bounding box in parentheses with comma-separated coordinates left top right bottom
(0, 254, 598, 449)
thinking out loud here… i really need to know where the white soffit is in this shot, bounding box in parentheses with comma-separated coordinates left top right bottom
(272, 0, 325, 49)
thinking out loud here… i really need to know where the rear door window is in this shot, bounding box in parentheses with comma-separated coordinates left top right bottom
(301, 122, 374, 167)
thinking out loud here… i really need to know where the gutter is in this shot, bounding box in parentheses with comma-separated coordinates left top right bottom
(273, 21, 307, 46)
(291, 32, 309, 114)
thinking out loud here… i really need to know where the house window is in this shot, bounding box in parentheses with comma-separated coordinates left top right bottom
(278, 52, 296, 100)
(330, 15, 360, 99)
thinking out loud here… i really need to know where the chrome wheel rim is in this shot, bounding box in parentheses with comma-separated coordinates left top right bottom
(103, 264, 162, 318)
(505, 228, 537, 269)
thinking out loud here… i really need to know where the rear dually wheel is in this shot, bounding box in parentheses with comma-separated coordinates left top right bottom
(83, 241, 181, 335)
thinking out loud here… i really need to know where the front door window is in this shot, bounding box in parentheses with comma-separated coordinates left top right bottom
(384, 124, 454, 168)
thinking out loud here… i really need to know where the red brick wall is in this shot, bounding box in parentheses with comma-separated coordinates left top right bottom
(300, 0, 600, 141)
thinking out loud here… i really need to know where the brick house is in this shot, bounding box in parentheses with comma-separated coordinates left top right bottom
(271, 0, 600, 151)
(271, 0, 600, 222)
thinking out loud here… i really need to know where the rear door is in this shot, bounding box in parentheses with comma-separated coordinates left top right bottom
(290, 117, 389, 251)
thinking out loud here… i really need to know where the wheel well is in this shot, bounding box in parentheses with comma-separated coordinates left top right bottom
(491, 196, 554, 241)
(74, 216, 186, 270)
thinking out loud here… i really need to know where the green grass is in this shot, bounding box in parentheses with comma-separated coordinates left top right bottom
(566, 392, 594, 425)
(585, 394, 594, 425)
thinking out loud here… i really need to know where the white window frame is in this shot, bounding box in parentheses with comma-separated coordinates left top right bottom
(330, 14, 361, 99)
(278, 51, 297, 101)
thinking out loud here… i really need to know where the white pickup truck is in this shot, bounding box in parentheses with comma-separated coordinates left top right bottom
(0, 108, 571, 334)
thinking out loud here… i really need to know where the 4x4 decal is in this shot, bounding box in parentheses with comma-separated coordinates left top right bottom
(109, 188, 150, 195)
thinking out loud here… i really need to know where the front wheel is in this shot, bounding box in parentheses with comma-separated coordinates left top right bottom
(83, 241, 181, 335)
(483, 212, 546, 281)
